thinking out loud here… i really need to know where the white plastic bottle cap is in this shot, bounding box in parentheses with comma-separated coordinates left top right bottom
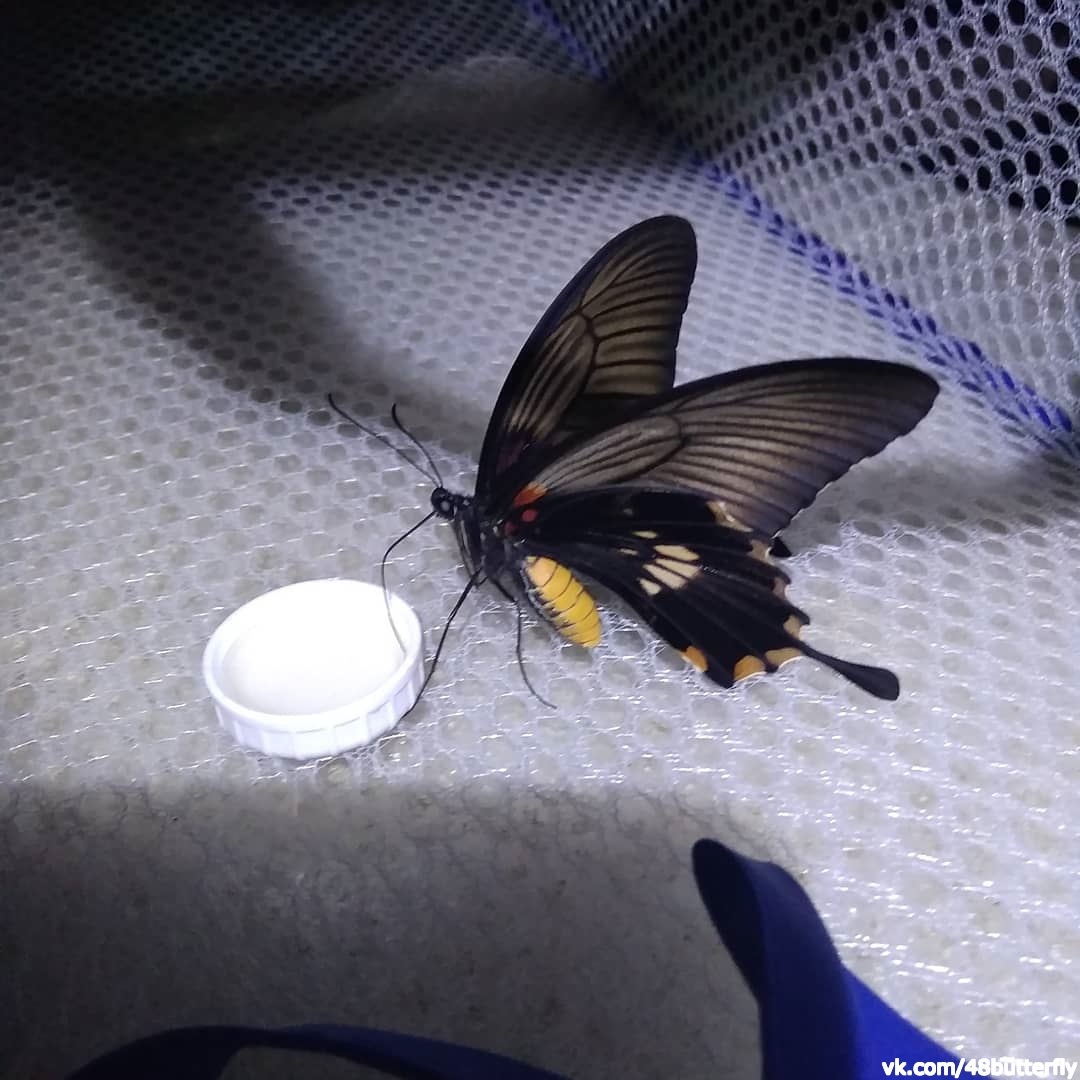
(202, 579, 424, 760)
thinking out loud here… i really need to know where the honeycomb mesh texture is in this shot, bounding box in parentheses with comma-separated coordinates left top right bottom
(2, 1, 1078, 1077)
(541, 0, 1080, 450)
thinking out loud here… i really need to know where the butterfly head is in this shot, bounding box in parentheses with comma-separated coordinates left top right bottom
(431, 487, 470, 520)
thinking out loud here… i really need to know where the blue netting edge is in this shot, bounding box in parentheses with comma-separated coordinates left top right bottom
(522, 0, 1079, 461)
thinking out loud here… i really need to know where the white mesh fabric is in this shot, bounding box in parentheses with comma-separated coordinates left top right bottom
(539, 0, 1080, 449)
(2, 1, 1078, 1077)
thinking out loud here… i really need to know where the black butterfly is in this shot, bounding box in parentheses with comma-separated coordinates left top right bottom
(425, 215, 938, 701)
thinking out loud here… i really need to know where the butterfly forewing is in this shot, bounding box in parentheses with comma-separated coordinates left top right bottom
(517, 357, 939, 537)
(476, 215, 697, 493)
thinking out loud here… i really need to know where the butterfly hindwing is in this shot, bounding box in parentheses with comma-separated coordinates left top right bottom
(476, 215, 697, 493)
(514, 490, 899, 700)
(514, 357, 939, 538)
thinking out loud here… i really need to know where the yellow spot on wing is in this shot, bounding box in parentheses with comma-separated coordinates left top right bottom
(644, 564, 687, 590)
(633, 530, 659, 539)
(524, 556, 601, 648)
(682, 646, 708, 672)
(639, 578, 661, 596)
(644, 558, 700, 590)
(655, 544, 699, 561)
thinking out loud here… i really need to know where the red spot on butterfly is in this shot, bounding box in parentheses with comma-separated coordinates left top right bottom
(511, 483, 547, 508)
(520, 508, 539, 523)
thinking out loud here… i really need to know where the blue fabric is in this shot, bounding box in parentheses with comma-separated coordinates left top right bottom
(691, 839, 857, 1080)
(848, 974, 961, 1078)
(68, 840, 955, 1079)
(691, 840, 958, 1080)
(66, 1024, 569, 1080)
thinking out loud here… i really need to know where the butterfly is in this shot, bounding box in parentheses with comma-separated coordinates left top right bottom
(425, 215, 939, 700)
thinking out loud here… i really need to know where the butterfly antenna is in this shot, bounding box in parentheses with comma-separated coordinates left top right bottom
(379, 508, 438, 654)
(327, 393, 438, 486)
(405, 566, 485, 714)
(391, 403, 444, 487)
(513, 602, 556, 710)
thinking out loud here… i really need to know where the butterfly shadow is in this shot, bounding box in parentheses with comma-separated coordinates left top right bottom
(4, 0, 692, 442)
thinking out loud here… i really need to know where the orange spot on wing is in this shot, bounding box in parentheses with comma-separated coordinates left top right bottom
(765, 646, 801, 667)
(734, 655, 766, 681)
(682, 646, 708, 672)
(511, 483, 547, 508)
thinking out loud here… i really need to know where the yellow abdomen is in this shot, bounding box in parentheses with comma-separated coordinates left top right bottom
(523, 556, 601, 648)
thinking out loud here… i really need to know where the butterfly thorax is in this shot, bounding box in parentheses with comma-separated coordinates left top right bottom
(431, 486, 510, 581)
